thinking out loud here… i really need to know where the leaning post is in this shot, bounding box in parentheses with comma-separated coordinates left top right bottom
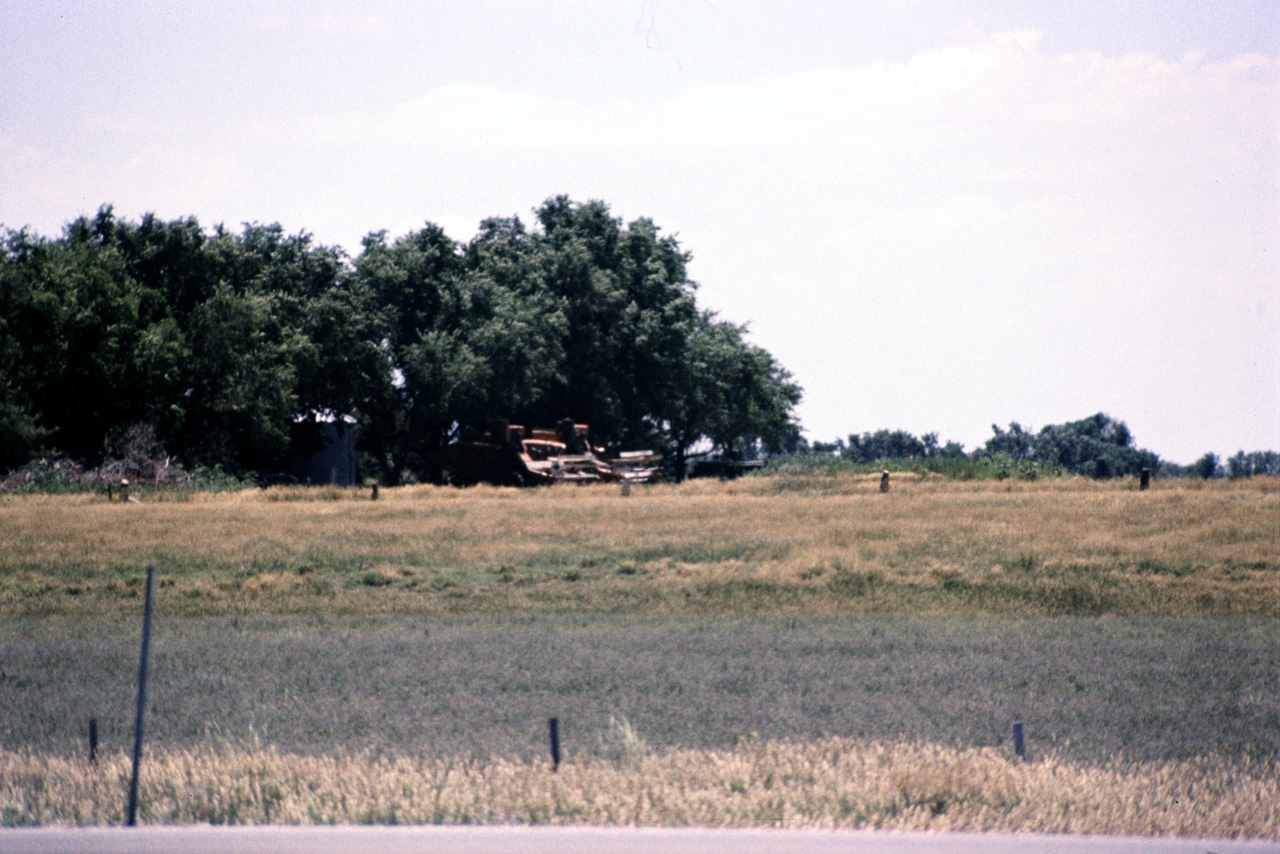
(127, 565, 157, 826)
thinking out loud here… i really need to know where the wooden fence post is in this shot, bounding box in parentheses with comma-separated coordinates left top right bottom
(88, 718, 98, 766)
(1012, 721, 1025, 761)
(127, 565, 156, 826)
(1140, 468, 1150, 490)
(880, 471, 890, 493)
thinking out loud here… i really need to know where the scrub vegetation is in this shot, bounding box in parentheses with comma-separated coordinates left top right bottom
(4, 738, 1276, 837)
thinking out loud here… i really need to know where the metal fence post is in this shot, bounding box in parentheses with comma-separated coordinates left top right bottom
(127, 565, 156, 826)
(549, 717, 561, 772)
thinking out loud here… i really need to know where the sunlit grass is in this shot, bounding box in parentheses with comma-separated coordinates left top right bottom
(1, 477, 1275, 619)
(3, 737, 1275, 837)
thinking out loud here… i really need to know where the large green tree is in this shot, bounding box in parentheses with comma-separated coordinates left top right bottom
(3, 198, 803, 484)
(1, 208, 385, 475)
(354, 221, 568, 483)
(0, 214, 143, 464)
(526, 197, 700, 448)
(353, 198, 800, 483)
(664, 313, 801, 477)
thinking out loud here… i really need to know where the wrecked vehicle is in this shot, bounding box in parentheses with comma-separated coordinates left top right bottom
(428, 419, 662, 486)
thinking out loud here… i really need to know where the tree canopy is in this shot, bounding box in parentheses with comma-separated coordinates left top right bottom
(1, 199, 801, 482)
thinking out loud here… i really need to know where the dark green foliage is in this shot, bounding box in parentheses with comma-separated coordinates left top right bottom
(841, 430, 927, 463)
(979, 413, 1160, 479)
(0, 208, 373, 475)
(781, 413, 1185, 481)
(665, 313, 801, 477)
(327, 196, 799, 483)
(1025, 413, 1156, 478)
(982, 422, 1036, 463)
(799, 429, 966, 469)
(1192, 452, 1222, 480)
(762, 451, 1057, 481)
(1226, 450, 1280, 478)
(1, 199, 802, 483)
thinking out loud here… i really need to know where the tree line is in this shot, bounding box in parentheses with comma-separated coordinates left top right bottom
(1, 199, 801, 483)
(798, 413, 1279, 480)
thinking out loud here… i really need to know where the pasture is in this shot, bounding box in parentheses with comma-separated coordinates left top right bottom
(1, 476, 1277, 835)
(1, 475, 1276, 620)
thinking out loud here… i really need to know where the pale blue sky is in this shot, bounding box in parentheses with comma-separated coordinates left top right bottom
(3, 1, 1277, 463)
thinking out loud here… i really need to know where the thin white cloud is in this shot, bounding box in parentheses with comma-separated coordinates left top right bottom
(284, 29, 1276, 173)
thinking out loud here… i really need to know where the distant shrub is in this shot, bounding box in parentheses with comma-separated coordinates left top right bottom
(184, 466, 252, 493)
(0, 458, 90, 494)
(759, 453, 1060, 482)
(0, 429, 252, 496)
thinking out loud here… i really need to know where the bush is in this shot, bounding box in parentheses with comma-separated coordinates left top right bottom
(1193, 453, 1221, 480)
(0, 458, 89, 494)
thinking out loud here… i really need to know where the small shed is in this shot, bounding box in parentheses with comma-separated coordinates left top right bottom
(286, 414, 357, 486)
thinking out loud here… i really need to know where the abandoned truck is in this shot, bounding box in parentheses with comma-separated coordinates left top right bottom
(427, 419, 663, 486)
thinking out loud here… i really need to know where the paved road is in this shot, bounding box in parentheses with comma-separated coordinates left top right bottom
(1, 827, 1276, 854)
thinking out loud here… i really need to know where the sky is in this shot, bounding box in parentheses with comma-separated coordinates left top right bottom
(2, 1, 1277, 464)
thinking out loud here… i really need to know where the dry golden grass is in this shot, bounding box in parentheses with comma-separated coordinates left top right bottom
(1, 476, 1275, 619)
(3, 737, 1275, 837)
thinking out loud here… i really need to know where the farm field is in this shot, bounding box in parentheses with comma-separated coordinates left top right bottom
(1, 476, 1277, 835)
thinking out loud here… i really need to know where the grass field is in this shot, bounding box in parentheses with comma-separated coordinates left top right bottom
(1, 475, 1276, 619)
(1, 476, 1277, 834)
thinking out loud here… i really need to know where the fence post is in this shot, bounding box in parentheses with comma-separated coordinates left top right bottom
(1140, 468, 1150, 490)
(880, 470, 890, 493)
(1012, 721, 1025, 761)
(371, 482, 379, 501)
(549, 717, 561, 772)
(89, 718, 98, 766)
(127, 565, 156, 826)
